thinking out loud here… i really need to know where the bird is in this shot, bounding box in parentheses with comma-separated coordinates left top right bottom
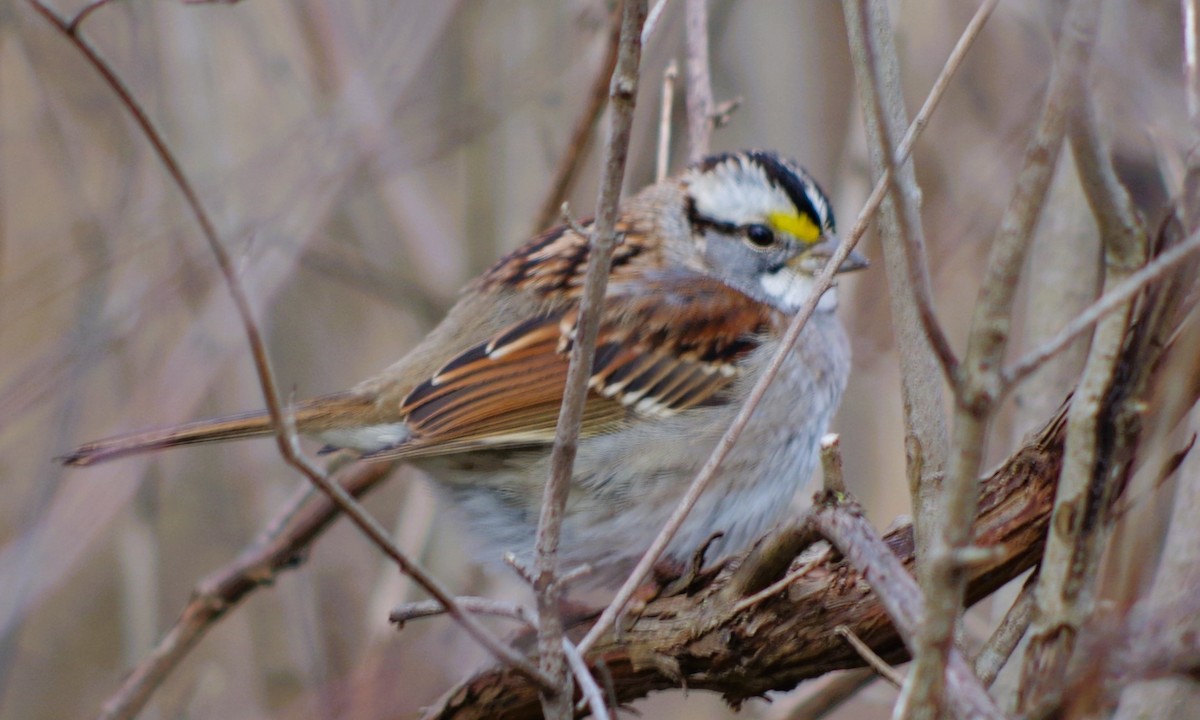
(61, 150, 866, 583)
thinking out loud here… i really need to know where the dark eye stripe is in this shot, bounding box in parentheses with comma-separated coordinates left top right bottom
(685, 196, 740, 236)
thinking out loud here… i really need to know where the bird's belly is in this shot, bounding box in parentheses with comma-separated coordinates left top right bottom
(413, 314, 848, 584)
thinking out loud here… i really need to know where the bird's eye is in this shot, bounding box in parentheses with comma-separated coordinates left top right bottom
(745, 224, 775, 248)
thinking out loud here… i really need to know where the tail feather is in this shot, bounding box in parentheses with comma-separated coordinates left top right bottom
(59, 393, 377, 467)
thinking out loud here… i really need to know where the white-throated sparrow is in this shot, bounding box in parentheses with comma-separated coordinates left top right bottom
(62, 150, 865, 580)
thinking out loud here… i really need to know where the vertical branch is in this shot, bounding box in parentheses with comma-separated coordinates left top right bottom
(657, 60, 678, 183)
(810, 500, 1004, 720)
(1185, 0, 1200, 125)
(533, 1, 647, 717)
(902, 1, 1102, 717)
(684, 0, 714, 161)
(841, 0, 954, 569)
(1016, 72, 1149, 712)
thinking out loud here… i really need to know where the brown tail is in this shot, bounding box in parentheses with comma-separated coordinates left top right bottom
(58, 393, 377, 467)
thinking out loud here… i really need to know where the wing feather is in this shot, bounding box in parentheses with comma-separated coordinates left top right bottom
(370, 270, 779, 460)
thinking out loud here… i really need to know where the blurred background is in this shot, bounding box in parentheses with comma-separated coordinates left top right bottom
(0, 0, 1192, 718)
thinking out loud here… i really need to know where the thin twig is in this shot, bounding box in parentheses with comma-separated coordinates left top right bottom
(905, 1, 1102, 715)
(683, 0, 714, 161)
(1004, 229, 1200, 387)
(641, 0, 672, 45)
(65, 0, 115, 32)
(26, 0, 556, 700)
(563, 639, 613, 720)
(722, 514, 821, 600)
(973, 572, 1037, 687)
(730, 553, 826, 615)
(1069, 91, 1145, 261)
(1185, 0, 1200, 125)
(835, 626, 905, 688)
(657, 59, 678, 182)
(389, 597, 537, 629)
(844, 0, 970, 380)
(533, 2, 647, 716)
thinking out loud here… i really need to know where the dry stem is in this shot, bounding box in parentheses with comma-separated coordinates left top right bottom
(683, 0, 714, 160)
(533, 1, 647, 715)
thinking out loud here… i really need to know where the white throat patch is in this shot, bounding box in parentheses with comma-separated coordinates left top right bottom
(759, 268, 838, 313)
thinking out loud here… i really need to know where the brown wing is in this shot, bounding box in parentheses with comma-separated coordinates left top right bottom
(369, 273, 778, 460)
(474, 219, 659, 297)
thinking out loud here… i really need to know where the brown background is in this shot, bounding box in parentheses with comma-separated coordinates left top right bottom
(0, 1, 1188, 718)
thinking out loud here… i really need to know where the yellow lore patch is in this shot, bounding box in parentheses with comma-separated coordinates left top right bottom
(767, 210, 821, 243)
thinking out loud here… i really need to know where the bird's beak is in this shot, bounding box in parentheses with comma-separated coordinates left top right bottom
(800, 236, 870, 274)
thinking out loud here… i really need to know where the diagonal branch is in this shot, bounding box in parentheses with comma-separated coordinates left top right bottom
(811, 498, 1003, 720)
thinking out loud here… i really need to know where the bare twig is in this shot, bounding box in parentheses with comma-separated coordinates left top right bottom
(1186, 0, 1200, 125)
(657, 59, 678, 182)
(65, 0, 115, 32)
(730, 552, 826, 615)
(1005, 228, 1200, 387)
(835, 626, 905, 688)
(722, 514, 821, 600)
(1070, 93, 1145, 258)
(641, 0, 671, 45)
(563, 640, 612, 720)
(810, 498, 1004, 720)
(534, 2, 647, 715)
(710, 97, 741, 128)
(390, 597, 537, 629)
(903, 1, 1102, 714)
(844, 0, 965, 380)
(683, 0, 714, 161)
(531, 12, 621, 234)
(973, 572, 1037, 688)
